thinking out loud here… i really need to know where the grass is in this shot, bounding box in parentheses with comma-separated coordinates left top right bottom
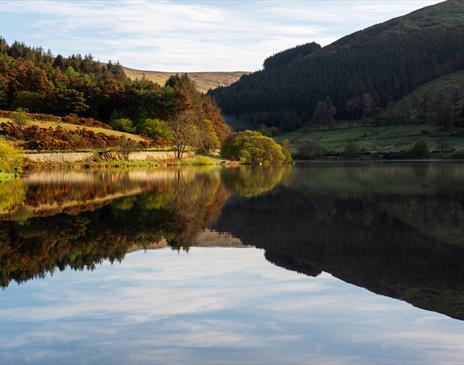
(0, 172, 16, 181)
(386, 69, 464, 121)
(171, 155, 232, 166)
(123, 67, 248, 93)
(0, 118, 148, 142)
(283, 124, 464, 157)
(89, 159, 161, 169)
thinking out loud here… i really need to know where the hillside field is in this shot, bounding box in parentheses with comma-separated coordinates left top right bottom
(384, 70, 464, 121)
(123, 67, 248, 93)
(0, 118, 148, 143)
(283, 124, 464, 157)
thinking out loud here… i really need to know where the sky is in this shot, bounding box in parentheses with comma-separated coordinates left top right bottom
(0, 0, 443, 72)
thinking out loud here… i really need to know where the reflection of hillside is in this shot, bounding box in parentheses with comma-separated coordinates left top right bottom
(3, 163, 463, 322)
(0, 171, 229, 287)
(293, 162, 464, 195)
(293, 163, 464, 247)
(0, 169, 220, 220)
(127, 231, 245, 253)
(380, 195, 464, 247)
(214, 186, 464, 320)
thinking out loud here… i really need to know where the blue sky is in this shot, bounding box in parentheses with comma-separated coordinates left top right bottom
(0, 0, 442, 72)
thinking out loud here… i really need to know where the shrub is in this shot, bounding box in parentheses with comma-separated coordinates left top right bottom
(0, 139, 23, 175)
(69, 134, 83, 147)
(342, 141, 362, 158)
(137, 119, 172, 140)
(281, 139, 293, 162)
(258, 124, 280, 137)
(298, 139, 326, 159)
(12, 107, 30, 127)
(62, 114, 112, 129)
(451, 149, 464, 159)
(437, 137, 454, 153)
(200, 119, 220, 153)
(110, 118, 135, 133)
(406, 140, 430, 159)
(3, 122, 149, 151)
(221, 130, 290, 164)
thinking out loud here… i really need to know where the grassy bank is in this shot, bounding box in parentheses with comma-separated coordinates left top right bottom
(170, 155, 234, 166)
(22, 151, 238, 171)
(283, 124, 464, 159)
(85, 155, 233, 169)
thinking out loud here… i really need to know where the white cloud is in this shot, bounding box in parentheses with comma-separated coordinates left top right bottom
(1, 247, 464, 364)
(0, 1, 444, 71)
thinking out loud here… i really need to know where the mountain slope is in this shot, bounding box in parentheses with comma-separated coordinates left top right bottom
(210, 0, 464, 131)
(383, 69, 464, 123)
(123, 67, 248, 93)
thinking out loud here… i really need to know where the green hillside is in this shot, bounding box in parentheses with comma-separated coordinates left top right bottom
(211, 0, 464, 131)
(383, 70, 464, 123)
(283, 124, 464, 158)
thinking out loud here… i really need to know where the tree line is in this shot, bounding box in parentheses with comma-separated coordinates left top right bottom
(0, 38, 230, 151)
(210, 1, 464, 131)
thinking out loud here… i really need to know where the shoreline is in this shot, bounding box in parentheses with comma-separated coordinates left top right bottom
(294, 158, 464, 164)
(5, 150, 464, 177)
(21, 150, 239, 171)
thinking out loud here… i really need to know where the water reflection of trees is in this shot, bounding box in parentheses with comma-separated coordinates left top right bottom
(214, 184, 464, 320)
(0, 171, 229, 287)
(0, 179, 26, 212)
(0, 166, 294, 287)
(220, 166, 291, 197)
(0, 171, 159, 219)
(3, 164, 464, 322)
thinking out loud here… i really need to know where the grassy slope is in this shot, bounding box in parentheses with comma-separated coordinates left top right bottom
(283, 67, 464, 157)
(123, 67, 248, 93)
(283, 123, 464, 155)
(0, 118, 148, 143)
(386, 69, 464, 119)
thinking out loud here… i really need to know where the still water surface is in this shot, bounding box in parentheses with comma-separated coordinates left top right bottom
(0, 163, 464, 364)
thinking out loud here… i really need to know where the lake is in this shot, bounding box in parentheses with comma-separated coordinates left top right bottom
(1, 163, 464, 364)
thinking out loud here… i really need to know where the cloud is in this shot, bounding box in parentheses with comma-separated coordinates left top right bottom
(0, 0, 442, 71)
(1, 247, 464, 364)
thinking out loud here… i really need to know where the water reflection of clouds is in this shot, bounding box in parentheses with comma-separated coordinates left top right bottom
(1, 248, 464, 364)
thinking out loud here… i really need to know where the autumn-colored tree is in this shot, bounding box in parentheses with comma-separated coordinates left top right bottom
(0, 39, 231, 148)
(168, 111, 200, 159)
(199, 119, 220, 152)
(137, 119, 173, 141)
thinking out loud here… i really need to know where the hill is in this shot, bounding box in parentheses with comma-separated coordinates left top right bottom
(0, 39, 232, 151)
(123, 67, 247, 93)
(382, 69, 464, 124)
(210, 0, 464, 131)
(0, 113, 150, 151)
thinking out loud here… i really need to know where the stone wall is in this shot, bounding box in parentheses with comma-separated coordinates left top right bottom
(127, 150, 195, 161)
(24, 150, 196, 164)
(25, 152, 94, 163)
